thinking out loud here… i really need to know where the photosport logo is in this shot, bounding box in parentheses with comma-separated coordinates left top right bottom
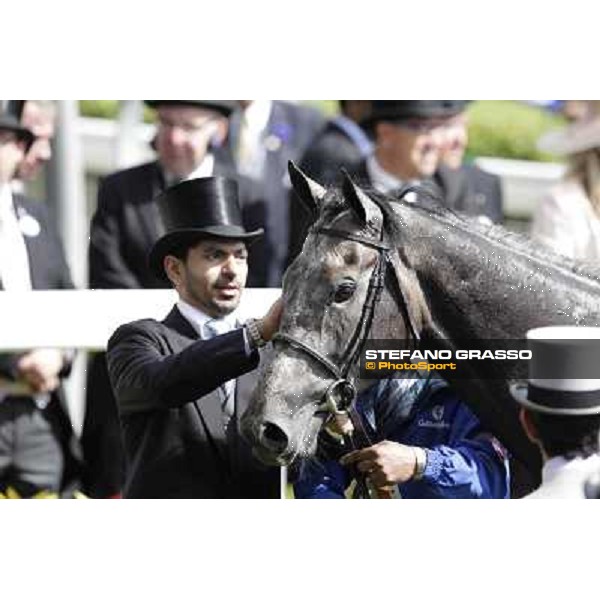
(360, 338, 600, 380)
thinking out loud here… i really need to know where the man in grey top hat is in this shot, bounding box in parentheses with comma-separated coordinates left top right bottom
(106, 176, 282, 498)
(511, 326, 600, 499)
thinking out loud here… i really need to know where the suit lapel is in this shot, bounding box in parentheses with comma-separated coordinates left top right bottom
(162, 306, 230, 454)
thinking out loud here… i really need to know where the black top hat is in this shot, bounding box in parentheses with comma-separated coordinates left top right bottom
(0, 100, 35, 150)
(149, 177, 263, 280)
(144, 100, 236, 118)
(363, 100, 470, 127)
(510, 326, 600, 416)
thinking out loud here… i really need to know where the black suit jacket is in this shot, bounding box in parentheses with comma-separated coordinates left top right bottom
(106, 306, 279, 499)
(89, 151, 267, 289)
(226, 101, 324, 286)
(288, 120, 368, 263)
(348, 159, 504, 224)
(0, 195, 82, 494)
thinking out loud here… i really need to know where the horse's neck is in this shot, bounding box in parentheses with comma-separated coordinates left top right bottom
(404, 217, 600, 340)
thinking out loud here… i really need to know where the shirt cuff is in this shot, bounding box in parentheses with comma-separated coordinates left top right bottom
(423, 449, 443, 481)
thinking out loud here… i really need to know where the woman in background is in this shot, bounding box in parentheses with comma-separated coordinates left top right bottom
(531, 101, 600, 261)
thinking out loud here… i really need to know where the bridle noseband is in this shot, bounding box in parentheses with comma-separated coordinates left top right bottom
(273, 221, 421, 417)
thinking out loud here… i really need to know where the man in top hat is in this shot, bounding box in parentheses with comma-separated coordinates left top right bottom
(289, 101, 466, 259)
(0, 100, 82, 497)
(106, 176, 282, 498)
(351, 100, 463, 190)
(84, 100, 240, 498)
(347, 101, 502, 222)
(90, 100, 237, 291)
(511, 326, 600, 499)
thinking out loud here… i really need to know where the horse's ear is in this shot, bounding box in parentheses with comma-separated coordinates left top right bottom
(288, 161, 326, 218)
(341, 171, 383, 233)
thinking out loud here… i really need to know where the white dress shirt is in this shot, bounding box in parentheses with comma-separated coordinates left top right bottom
(524, 454, 600, 499)
(0, 183, 32, 291)
(365, 155, 418, 202)
(163, 153, 215, 187)
(235, 100, 273, 179)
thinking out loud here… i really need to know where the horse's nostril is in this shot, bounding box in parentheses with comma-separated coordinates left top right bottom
(260, 422, 289, 455)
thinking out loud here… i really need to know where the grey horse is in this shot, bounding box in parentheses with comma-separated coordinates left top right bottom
(241, 163, 600, 495)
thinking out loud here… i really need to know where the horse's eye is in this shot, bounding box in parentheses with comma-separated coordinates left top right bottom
(333, 280, 356, 303)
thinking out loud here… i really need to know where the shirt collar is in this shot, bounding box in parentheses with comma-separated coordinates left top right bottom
(366, 155, 404, 194)
(366, 155, 421, 202)
(163, 152, 215, 187)
(176, 298, 239, 338)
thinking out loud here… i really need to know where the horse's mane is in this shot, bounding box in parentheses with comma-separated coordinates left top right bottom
(322, 182, 600, 286)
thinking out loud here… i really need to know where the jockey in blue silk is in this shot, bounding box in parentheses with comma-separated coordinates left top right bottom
(293, 376, 510, 499)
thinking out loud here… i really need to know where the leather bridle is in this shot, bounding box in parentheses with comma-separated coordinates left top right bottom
(273, 219, 421, 418)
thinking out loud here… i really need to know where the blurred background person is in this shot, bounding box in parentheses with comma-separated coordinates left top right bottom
(84, 100, 236, 498)
(89, 100, 235, 290)
(351, 100, 457, 191)
(435, 101, 504, 224)
(291, 101, 467, 260)
(0, 100, 82, 498)
(226, 101, 323, 287)
(289, 100, 459, 263)
(531, 101, 600, 260)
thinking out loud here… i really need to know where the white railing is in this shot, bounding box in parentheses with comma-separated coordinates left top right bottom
(0, 288, 280, 431)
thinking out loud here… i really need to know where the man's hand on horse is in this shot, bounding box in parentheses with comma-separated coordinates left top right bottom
(258, 296, 284, 342)
(340, 440, 421, 487)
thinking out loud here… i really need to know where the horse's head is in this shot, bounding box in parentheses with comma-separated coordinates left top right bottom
(241, 163, 431, 465)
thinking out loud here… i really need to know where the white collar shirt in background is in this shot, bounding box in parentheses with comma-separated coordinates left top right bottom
(524, 453, 600, 499)
(235, 100, 273, 179)
(0, 183, 32, 291)
(163, 153, 215, 187)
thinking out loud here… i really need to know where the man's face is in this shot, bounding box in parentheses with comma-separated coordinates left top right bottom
(440, 114, 468, 170)
(18, 103, 55, 181)
(155, 105, 226, 179)
(0, 130, 26, 184)
(166, 239, 249, 317)
(376, 118, 448, 179)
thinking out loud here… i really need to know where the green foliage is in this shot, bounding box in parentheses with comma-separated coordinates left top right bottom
(466, 100, 566, 162)
(79, 100, 119, 119)
(79, 101, 156, 123)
